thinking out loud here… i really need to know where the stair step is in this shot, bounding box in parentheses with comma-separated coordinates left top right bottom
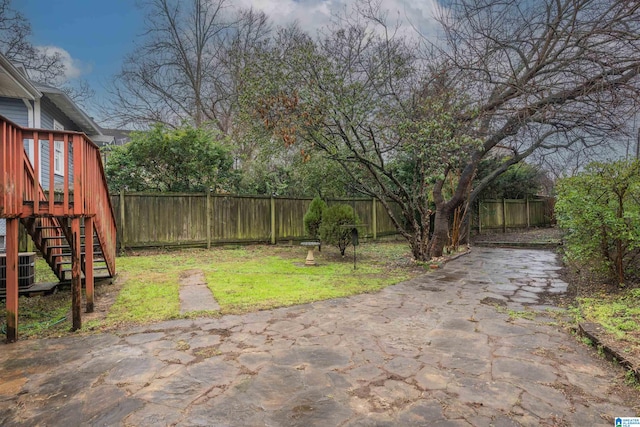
(55, 255, 107, 262)
(43, 237, 92, 243)
(62, 265, 110, 273)
(54, 252, 104, 257)
(47, 244, 100, 249)
(56, 260, 107, 266)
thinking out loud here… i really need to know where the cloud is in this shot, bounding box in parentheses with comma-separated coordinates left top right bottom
(235, 0, 444, 39)
(36, 45, 92, 81)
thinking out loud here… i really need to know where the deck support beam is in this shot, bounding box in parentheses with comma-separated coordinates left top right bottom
(85, 217, 94, 313)
(5, 218, 19, 342)
(71, 217, 82, 331)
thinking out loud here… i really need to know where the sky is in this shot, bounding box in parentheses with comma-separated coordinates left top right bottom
(15, 0, 442, 122)
(15, 0, 144, 119)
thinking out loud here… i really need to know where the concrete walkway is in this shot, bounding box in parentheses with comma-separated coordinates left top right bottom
(0, 248, 637, 426)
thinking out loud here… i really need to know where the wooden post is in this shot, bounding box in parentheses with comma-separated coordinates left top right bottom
(206, 191, 211, 250)
(119, 189, 126, 252)
(372, 198, 377, 240)
(526, 197, 530, 228)
(72, 135, 84, 215)
(5, 218, 19, 343)
(478, 200, 483, 235)
(270, 196, 276, 245)
(61, 135, 69, 214)
(85, 217, 94, 313)
(71, 217, 82, 331)
(502, 198, 507, 233)
(32, 132, 39, 215)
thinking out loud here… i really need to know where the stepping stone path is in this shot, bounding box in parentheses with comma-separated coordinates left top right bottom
(0, 247, 637, 426)
(179, 269, 220, 314)
(452, 248, 569, 309)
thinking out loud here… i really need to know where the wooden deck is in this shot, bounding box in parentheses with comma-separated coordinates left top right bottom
(0, 115, 117, 342)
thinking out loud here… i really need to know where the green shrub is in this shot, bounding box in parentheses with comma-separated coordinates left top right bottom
(556, 159, 640, 285)
(303, 197, 327, 240)
(319, 204, 360, 256)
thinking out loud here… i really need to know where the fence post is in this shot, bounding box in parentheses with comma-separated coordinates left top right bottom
(502, 198, 507, 233)
(119, 189, 126, 252)
(478, 200, 483, 234)
(206, 191, 212, 249)
(372, 198, 377, 240)
(270, 196, 276, 245)
(526, 197, 530, 228)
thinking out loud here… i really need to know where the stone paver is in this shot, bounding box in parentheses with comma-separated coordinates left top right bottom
(0, 247, 637, 426)
(179, 269, 220, 313)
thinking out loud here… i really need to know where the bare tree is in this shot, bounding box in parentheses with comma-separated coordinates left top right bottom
(244, 19, 460, 260)
(424, 0, 640, 256)
(247, 0, 640, 260)
(0, 0, 95, 107)
(0, 0, 64, 83)
(104, 0, 270, 131)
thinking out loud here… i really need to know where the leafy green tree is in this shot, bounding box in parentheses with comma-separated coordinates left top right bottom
(319, 204, 360, 256)
(303, 197, 327, 240)
(475, 159, 545, 200)
(234, 146, 349, 198)
(105, 124, 238, 193)
(556, 160, 640, 285)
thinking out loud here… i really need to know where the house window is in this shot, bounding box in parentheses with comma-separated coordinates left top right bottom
(54, 140, 64, 176)
(53, 120, 65, 176)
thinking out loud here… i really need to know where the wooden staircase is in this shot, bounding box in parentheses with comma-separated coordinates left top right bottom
(21, 217, 111, 282)
(1, 115, 117, 342)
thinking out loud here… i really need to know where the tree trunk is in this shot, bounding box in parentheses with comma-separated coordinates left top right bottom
(409, 224, 430, 262)
(429, 206, 450, 258)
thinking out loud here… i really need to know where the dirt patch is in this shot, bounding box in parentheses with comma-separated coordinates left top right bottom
(82, 275, 125, 324)
(472, 227, 563, 245)
(480, 297, 507, 307)
(179, 269, 208, 289)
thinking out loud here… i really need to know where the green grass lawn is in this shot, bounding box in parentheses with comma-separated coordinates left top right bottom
(2, 241, 425, 338)
(566, 287, 640, 368)
(113, 242, 416, 319)
(576, 289, 640, 343)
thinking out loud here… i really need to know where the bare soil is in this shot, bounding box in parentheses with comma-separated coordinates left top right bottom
(472, 226, 564, 244)
(81, 276, 125, 325)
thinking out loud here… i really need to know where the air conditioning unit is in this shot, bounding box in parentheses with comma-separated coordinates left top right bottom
(0, 252, 36, 292)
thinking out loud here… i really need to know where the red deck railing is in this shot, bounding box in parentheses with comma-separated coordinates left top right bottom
(0, 115, 116, 277)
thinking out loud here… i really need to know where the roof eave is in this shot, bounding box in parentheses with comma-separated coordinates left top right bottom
(36, 84, 103, 136)
(0, 55, 42, 100)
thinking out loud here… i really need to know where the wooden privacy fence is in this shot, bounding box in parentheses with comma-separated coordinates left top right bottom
(111, 192, 401, 250)
(478, 198, 554, 233)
